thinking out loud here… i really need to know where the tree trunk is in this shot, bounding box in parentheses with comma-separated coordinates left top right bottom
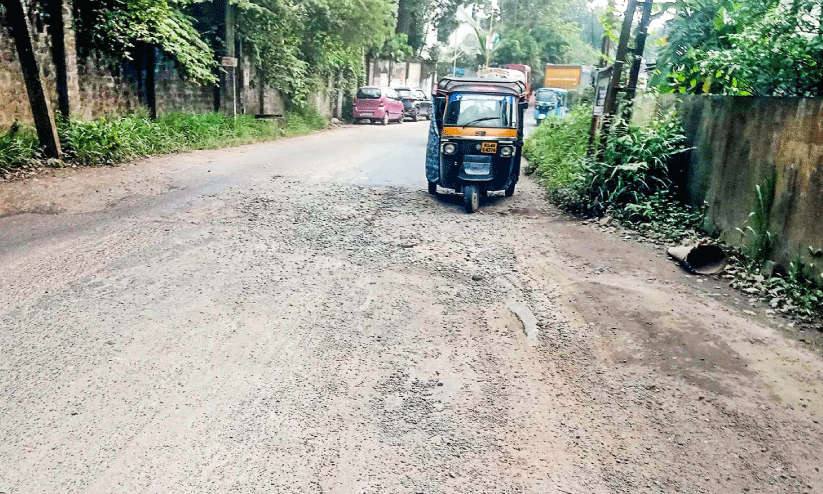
(45, 0, 69, 119)
(144, 44, 157, 120)
(3, 0, 62, 159)
(396, 0, 412, 35)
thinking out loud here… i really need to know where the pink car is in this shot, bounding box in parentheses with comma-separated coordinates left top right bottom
(352, 87, 405, 125)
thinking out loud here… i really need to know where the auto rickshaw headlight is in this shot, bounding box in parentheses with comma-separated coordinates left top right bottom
(442, 142, 457, 155)
(500, 146, 514, 158)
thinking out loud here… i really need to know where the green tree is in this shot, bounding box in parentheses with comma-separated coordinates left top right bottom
(656, 0, 823, 96)
(489, 0, 599, 82)
(73, 0, 217, 83)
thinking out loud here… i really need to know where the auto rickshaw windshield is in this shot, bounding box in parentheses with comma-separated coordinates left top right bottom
(444, 93, 516, 128)
(536, 89, 559, 103)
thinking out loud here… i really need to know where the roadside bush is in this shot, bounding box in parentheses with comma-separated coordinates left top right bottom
(581, 111, 688, 216)
(0, 124, 41, 176)
(0, 109, 327, 174)
(522, 105, 591, 205)
(524, 107, 690, 220)
(54, 109, 326, 168)
(282, 105, 327, 136)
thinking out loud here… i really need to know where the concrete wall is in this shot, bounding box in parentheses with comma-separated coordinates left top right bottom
(678, 95, 823, 275)
(368, 59, 432, 90)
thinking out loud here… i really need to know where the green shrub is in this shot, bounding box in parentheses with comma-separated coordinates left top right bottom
(0, 124, 40, 175)
(523, 105, 591, 204)
(582, 111, 687, 216)
(1, 108, 326, 173)
(524, 108, 689, 220)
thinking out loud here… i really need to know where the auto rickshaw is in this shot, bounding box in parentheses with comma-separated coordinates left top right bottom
(534, 87, 568, 124)
(425, 76, 528, 213)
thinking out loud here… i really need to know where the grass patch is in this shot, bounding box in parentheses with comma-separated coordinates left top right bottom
(0, 107, 327, 175)
(0, 124, 41, 175)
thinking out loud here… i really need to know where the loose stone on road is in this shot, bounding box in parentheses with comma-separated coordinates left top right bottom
(1, 121, 822, 493)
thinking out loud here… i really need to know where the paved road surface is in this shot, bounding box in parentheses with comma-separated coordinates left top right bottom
(1, 120, 822, 493)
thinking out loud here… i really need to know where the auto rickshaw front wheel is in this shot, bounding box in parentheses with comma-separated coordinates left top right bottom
(428, 181, 437, 195)
(505, 183, 516, 197)
(463, 185, 480, 214)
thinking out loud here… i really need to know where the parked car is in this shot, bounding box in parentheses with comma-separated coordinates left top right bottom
(352, 87, 404, 125)
(395, 87, 432, 121)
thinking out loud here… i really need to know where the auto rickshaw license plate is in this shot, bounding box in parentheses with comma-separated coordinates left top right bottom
(480, 142, 497, 154)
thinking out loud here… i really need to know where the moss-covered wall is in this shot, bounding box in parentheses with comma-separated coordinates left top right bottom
(679, 95, 823, 276)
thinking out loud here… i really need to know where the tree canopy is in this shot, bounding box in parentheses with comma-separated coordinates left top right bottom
(658, 0, 823, 96)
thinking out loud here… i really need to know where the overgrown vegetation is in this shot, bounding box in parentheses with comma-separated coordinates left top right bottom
(523, 105, 591, 205)
(0, 124, 41, 175)
(657, 0, 823, 96)
(524, 108, 822, 328)
(0, 109, 325, 175)
(524, 106, 693, 236)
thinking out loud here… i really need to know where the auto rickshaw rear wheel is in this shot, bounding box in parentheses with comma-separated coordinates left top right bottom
(427, 181, 437, 194)
(505, 183, 516, 197)
(463, 185, 480, 213)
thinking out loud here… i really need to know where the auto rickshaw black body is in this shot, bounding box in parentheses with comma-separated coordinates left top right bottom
(425, 76, 528, 213)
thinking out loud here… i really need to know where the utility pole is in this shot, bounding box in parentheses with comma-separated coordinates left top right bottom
(624, 0, 654, 118)
(3, 0, 62, 159)
(220, 0, 237, 117)
(596, 0, 638, 156)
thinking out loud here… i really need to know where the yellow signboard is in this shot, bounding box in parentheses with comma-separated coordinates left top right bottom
(544, 65, 582, 90)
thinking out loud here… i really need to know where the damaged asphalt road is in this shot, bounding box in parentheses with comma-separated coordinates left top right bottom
(1, 121, 822, 493)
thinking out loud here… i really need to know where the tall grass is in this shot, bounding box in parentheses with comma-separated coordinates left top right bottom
(0, 125, 41, 175)
(0, 107, 327, 174)
(522, 105, 591, 205)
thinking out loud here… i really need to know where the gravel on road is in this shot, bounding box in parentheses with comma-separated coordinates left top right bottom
(1, 124, 822, 493)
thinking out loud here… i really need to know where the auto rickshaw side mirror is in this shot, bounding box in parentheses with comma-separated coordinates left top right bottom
(518, 101, 528, 113)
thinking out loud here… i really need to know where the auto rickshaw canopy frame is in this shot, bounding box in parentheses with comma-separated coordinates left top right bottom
(435, 77, 528, 101)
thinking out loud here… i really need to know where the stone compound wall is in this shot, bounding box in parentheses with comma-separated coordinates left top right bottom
(678, 95, 823, 276)
(153, 53, 216, 116)
(0, 3, 297, 128)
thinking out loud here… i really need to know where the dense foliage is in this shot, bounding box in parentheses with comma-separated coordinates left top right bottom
(524, 107, 688, 218)
(73, 0, 217, 83)
(658, 0, 823, 96)
(66, 0, 400, 105)
(492, 0, 600, 70)
(433, 0, 601, 83)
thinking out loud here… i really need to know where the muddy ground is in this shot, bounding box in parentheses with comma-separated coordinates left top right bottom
(1, 122, 821, 493)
